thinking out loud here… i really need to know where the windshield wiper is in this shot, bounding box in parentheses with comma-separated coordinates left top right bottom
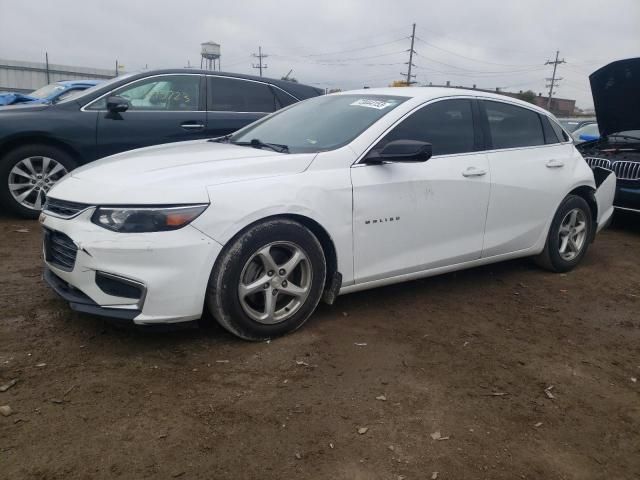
(209, 134, 233, 143)
(233, 138, 289, 153)
(608, 134, 640, 142)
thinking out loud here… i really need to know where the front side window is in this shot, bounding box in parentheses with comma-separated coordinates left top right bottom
(372, 99, 476, 156)
(208, 77, 277, 113)
(484, 101, 545, 149)
(90, 75, 200, 111)
(230, 94, 408, 153)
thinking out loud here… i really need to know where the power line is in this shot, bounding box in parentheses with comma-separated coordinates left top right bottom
(545, 50, 566, 109)
(413, 35, 541, 68)
(252, 46, 268, 76)
(304, 37, 407, 58)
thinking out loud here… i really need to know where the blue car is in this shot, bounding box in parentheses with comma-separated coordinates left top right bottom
(0, 80, 102, 106)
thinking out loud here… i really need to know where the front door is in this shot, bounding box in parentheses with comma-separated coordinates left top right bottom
(351, 98, 491, 284)
(94, 74, 207, 158)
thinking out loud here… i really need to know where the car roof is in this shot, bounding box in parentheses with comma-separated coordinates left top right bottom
(332, 87, 553, 116)
(57, 80, 103, 87)
(125, 69, 323, 99)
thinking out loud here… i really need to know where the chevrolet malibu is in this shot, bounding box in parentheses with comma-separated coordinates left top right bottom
(40, 88, 616, 340)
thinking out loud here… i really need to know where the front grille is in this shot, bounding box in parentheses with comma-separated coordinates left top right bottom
(612, 161, 640, 180)
(584, 157, 611, 170)
(584, 157, 640, 180)
(43, 197, 91, 219)
(43, 228, 78, 272)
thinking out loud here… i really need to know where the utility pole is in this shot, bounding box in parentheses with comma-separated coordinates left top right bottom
(45, 52, 50, 84)
(252, 46, 268, 77)
(401, 23, 417, 85)
(545, 50, 565, 111)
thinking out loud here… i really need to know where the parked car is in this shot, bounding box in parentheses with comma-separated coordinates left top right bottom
(0, 69, 322, 218)
(0, 80, 102, 106)
(40, 88, 615, 339)
(577, 57, 640, 213)
(557, 117, 597, 133)
(572, 122, 600, 143)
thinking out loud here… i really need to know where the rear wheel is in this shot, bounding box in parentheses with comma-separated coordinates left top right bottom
(534, 195, 593, 272)
(207, 219, 326, 340)
(0, 145, 76, 218)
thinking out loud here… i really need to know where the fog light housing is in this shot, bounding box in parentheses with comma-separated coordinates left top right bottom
(95, 271, 145, 302)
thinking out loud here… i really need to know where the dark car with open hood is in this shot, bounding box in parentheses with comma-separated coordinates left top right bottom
(0, 69, 322, 218)
(578, 58, 640, 214)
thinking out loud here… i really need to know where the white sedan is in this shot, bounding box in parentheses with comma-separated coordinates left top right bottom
(40, 88, 616, 339)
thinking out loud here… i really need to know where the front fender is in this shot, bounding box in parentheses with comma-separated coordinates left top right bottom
(192, 169, 355, 285)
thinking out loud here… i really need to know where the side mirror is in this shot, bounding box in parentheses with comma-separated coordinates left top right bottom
(366, 140, 432, 164)
(106, 95, 130, 113)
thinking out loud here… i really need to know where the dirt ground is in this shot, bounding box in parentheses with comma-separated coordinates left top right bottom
(1, 212, 639, 480)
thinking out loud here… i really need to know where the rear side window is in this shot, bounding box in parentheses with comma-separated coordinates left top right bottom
(484, 101, 545, 149)
(208, 77, 276, 113)
(374, 99, 476, 156)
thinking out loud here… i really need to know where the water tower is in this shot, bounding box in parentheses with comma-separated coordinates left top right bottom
(201, 41, 221, 70)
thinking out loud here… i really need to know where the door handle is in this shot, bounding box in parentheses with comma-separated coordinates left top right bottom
(462, 167, 487, 177)
(546, 159, 565, 168)
(180, 122, 205, 130)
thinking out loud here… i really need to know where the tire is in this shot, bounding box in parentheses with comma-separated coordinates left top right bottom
(534, 195, 593, 273)
(207, 218, 327, 341)
(0, 144, 77, 219)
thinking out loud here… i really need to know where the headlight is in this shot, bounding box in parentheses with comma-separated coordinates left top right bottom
(91, 204, 208, 233)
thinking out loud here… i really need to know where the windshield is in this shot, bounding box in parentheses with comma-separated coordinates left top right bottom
(29, 83, 65, 99)
(230, 94, 408, 153)
(57, 73, 137, 105)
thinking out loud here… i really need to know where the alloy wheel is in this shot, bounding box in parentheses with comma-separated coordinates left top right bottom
(8, 156, 68, 210)
(238, 241, 313, 325)
(558, 208, 587, 261)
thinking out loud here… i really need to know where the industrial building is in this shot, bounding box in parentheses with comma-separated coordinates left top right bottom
(0, 58, 116, 93)
(425, 81, 577, 117)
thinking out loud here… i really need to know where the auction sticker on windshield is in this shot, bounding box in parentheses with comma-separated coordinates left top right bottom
(350, 99, 398, 110)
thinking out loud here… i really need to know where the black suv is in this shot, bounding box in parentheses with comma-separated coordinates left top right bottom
(0, 69, 322, 218)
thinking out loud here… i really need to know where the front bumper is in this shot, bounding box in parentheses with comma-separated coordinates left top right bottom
(614, 181, 640, 213)
(40, 209, 223, 325)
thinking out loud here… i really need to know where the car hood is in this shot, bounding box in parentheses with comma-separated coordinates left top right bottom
(0, 102, 50, 112)
(590, 57, 640, 136)
(48, 140, 316, 205)
(0, 92, 38, 106)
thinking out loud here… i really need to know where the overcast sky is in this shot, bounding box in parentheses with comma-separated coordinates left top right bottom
(1, 0, 638, 109)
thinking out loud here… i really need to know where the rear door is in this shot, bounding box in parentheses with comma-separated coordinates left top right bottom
(93, 74, 207, 158)
(480, 100, 576, 257)
(205, 76, 280, 137)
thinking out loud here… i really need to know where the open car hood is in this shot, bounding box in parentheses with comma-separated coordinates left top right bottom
(590, 57, 640, 137)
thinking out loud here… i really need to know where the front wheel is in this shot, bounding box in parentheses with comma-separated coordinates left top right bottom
(0, 145, 77, 218)
(534, 194, 593, 272)
(207, 219, 327, 340)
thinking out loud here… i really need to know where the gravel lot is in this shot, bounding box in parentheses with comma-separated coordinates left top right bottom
(1, 212, 639, 479)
